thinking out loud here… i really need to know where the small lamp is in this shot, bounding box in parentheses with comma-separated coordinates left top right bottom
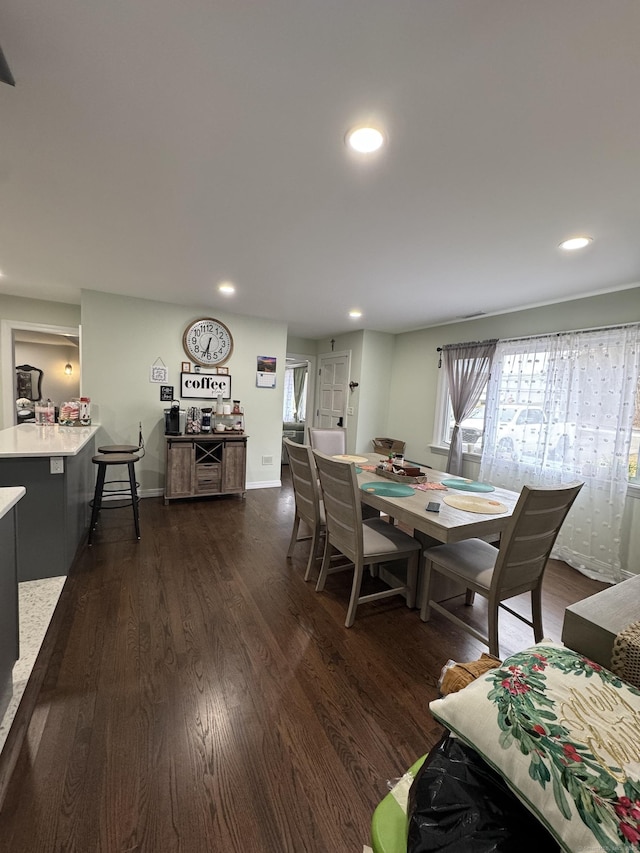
(64, 363, 73, 375)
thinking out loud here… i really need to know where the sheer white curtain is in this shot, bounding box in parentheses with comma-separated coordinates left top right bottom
(479, 325, 640, 582)
(283, 367, 307, 422)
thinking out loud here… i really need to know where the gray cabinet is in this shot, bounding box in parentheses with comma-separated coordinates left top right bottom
(0, 439, 95, 581)
(164, 435, 247, 503)
(0, 506, 19, 720)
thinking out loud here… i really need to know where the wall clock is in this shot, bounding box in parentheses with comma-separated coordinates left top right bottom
(183, 317, 233, 367)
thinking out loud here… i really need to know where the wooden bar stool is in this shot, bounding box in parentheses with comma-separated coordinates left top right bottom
(88, 452, 141, 545)
(97, 443, 140, 453)
(98, 422, 145, 457)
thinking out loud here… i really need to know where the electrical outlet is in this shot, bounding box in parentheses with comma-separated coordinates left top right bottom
(262, 455, 273, 466)
(347, 407, 354, 416)
(50, 456, 64, 474)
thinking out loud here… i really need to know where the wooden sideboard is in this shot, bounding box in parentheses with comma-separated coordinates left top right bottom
(164, 434, 247, 503)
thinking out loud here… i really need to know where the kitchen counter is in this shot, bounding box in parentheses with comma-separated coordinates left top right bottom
(0, 423, 99, 457)
(0, 425, 99, 580)
(0, 486, 26, 518)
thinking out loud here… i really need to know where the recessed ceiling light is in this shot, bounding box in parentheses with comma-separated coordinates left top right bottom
(349, 309, 362, 319)
(346, 126, 385, 154)
(559, 236, 592, 251)
(218, 281, 235, 295)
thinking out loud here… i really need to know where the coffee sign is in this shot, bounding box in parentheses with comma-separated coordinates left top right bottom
(180, 372, 231, 400)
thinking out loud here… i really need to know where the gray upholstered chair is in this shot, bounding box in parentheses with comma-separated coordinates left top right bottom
(308, 427, 347, 456)
(419, 482, 583, 657)
(284, 438, 325, 581)
(313, 450, 420, 627)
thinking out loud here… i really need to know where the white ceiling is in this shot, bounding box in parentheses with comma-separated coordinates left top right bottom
(1, 1, 639, 340)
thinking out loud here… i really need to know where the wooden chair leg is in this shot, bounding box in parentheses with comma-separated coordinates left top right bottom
(315, 538, 332, 592)
(345, 560, 365, 628)
(531, 585, 544, 642)
(488, 603, 499, 658)
(419, 560, 434, 621)
(303, 526, 322, 582)
(287, 514, 301, 558)
(465, 589, 476, 605)
(405, 552, 418, 608)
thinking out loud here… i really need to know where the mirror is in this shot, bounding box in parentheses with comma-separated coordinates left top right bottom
(15, 363, 43, 402)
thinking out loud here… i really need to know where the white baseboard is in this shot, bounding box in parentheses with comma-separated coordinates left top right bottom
(132, 481, 282, 500)
(246, 479, 281, 490)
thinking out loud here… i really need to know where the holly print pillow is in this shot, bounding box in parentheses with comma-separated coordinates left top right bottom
(429, 641, 640, 852)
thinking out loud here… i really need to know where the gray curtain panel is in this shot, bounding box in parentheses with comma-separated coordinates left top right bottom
(443, 340, 497, 475)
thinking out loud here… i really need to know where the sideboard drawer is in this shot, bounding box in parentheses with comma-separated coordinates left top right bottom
(196, 463, 221, 484)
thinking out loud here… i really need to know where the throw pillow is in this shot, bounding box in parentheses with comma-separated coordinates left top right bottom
(429, 641, 640, 852)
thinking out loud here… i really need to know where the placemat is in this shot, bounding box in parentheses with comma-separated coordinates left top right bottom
(360, 481, 415, 497)
(442, 494, 507, 514)
(333, 454, 369, 464)
(440, 478, 495, 493)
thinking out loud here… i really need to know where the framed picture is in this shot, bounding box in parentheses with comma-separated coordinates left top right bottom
(181, 361, 191, 373)
(216, 366, 229, 375)
(181, 372, 231, 399)
(257, 355, 276, 373)
(160, 385, 174, 401)
(150, 362, 168, 383)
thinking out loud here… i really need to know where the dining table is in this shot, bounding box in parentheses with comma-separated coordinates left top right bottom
(346, 453, 522, 604)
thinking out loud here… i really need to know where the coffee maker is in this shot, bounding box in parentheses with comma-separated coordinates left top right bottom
(164, 401, 186, 435)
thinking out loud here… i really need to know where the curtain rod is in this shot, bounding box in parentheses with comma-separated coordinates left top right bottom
(437, 321, 639, 352)
(500, 320, 640, 344)
(436, 338, 497, 352)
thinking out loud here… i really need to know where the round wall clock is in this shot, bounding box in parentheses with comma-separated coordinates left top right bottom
(183, 317, 233, 367)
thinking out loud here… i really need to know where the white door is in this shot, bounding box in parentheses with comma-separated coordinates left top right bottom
(316, 351, 350, 428)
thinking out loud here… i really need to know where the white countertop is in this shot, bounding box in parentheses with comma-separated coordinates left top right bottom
(0, 486, 26, 519)
(0, 424, 100, 458)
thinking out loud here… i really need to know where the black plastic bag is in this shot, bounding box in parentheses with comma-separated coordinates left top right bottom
(407, 732, 560, 852)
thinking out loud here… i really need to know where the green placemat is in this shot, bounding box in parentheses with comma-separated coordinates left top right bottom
(360, 481, 415, 497)
(440, 478, 495, 493)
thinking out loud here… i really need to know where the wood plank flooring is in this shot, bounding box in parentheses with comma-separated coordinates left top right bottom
(0, 470, 607, 852)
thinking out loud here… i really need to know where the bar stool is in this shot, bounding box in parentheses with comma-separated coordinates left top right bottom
(88, 452, 141, 545)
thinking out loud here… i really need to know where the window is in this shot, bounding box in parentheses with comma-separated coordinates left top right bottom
(436, 339, 640, 482)
(440, 398, 487, 452)
(283, 365, 307, 422)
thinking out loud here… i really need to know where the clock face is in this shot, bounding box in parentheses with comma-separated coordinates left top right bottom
(183, 318, 233, 367)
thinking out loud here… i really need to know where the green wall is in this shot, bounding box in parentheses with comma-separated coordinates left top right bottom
(81, 291, 288, 492)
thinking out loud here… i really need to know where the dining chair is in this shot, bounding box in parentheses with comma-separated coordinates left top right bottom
(308, 427, 347, 456)
(313, 450, 421, 627)
(284, 438, 325, 581)
(419, 482, 583, 657)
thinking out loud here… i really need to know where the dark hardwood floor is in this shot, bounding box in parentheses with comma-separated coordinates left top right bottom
(0, 469, 607, 852)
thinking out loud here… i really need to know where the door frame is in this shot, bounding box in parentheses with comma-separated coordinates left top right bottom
(1, 319, 81, 427)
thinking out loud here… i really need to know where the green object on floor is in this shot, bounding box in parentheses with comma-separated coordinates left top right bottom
(370, 754, 427, 853)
